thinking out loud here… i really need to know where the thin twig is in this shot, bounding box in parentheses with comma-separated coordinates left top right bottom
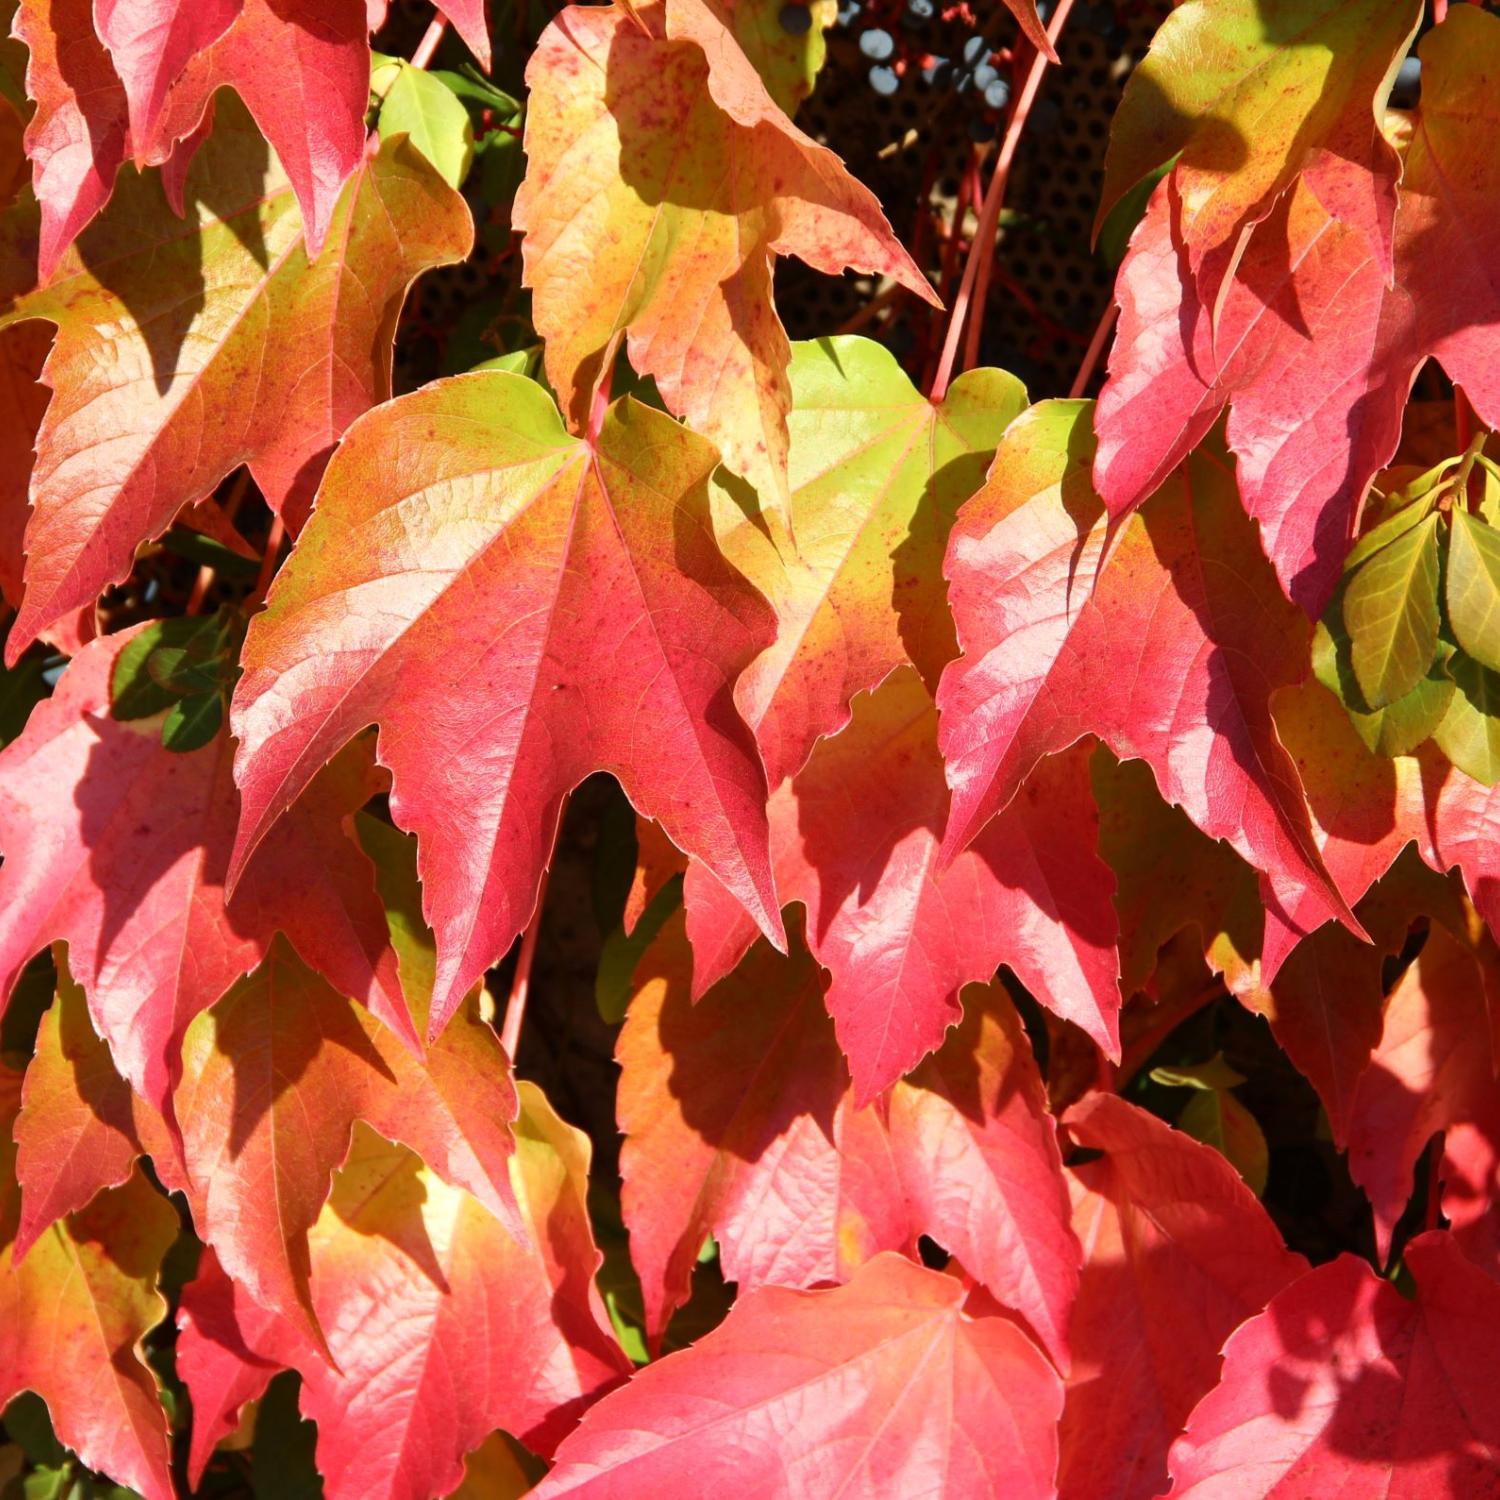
(1068, 303, 1118, 399)
(250, 515, 286, 606)
(500, 874, 548, 1061)
(411, 14, 447, 69)
(929, 0, 1076, 401)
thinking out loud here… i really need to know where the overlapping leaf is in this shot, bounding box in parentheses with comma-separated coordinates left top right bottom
(0, 101, 472, 657)
(686, 667, 1121, 1094)
(936, 399, 1352, 941)
(533, 1253, 1063, 1499)
(174, 938, 520, 1351)
(0, 627, 409, 1121)
(1058, 1093, 1307, 1500)
(17, 0, 371, 275)
(513, 0, 937, 511)
(715, 336, 1025, 789)
(230, 375, 783, 1039)
(179, 1089, 629, 1497)
(1096, 8, 1500, 615)
(619, 911, 1079, 1365)
(0, 1066, 177, 1500)
(11, 956, 173, 1255)
(1166, 1234, 1500, 1496)
(1099, 0, 1419, 289)
(1346, 918, 1500, 1260)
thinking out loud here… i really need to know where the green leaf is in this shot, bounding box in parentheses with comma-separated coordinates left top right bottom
(1312, 610, 1455, 757)
(430, 66, 521, 119)
(1447, 509, 1500, 673)
(595, 874, 683, 1025)
(250, 1374, 322, 1500)
(1178, 1089, 1269, 1197)
(1342, 508, 1442, 707)
(2, 1396, 65, 1470)
(378, 62, 475, 190)
(0, 652, 47, 746)
(161, 692, 223, 753)
(1434, 651, 1500, 785)
(159, 526, 260, 580)
(110, 618, 221, 721)
(1150, 1054, 1245, 1092)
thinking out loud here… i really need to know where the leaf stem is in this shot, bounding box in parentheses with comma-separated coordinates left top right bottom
(411, 14, 447, 70)
(929, 0, 1075, 402)
(1068, 303, 1118, 400)
(501, 870, 548, 1061)
(250, 515, 286, 605)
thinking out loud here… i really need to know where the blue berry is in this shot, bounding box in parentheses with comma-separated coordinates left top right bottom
(983, 76, 1010, 109)
(868, 62, 899, 95)
(921, 55, 952, 86)
(859, 26, 895, 59)
(972, 61, 998, 88)
(778, 2, 812, 33)
(903, 0, 934, 23)
(835, 0, 861, 27)
(1392, 54, 1421, 106)
(962, 35, 989, 65)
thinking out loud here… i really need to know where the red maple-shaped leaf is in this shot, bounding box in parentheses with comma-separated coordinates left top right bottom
(178, 1090, 629, 1497)
(1, 1065, 179, 1500)
(1347, 919, 1500, 1260)
(11, 955, 175, 1255)
(230, 375, 783, 1038)
(0, 627, 409, 1123)
(1058, 1093, 1308, 1500)
(1165, 1234, 1500, 1496)
(17, 0, 371, 276)
(936, 400, 1351, 940)
(619, 912, 1079, 1366)
(1, 101, 472, 659)
(514, 0, 937, 510)
(533, 1252, 1062, 1499)
(1095, 7, 1500, 615)
(174, 938, 520, 1351)
(687, 667, 1121, 1094)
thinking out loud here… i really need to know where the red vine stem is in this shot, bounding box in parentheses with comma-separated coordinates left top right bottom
(250, 514, 285, 606)
(1068, 302, 1118, 399)
(500, 873, 547, 1061)
(411, 14, 447, 69)
(930, 0, 1075, 402)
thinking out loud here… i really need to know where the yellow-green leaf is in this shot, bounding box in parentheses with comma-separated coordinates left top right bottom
(1434, 652, 1500, 785)
(1447, 509, 1500, 673)
(1343, 509, 1441, 708)
(379, 61, 475, 190)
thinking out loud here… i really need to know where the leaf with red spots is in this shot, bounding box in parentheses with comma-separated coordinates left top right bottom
(513, 0, 937, 512)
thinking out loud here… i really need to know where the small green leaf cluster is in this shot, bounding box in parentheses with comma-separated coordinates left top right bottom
(1317, 448, 1500, 781)
(108, 611, 243, 754)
